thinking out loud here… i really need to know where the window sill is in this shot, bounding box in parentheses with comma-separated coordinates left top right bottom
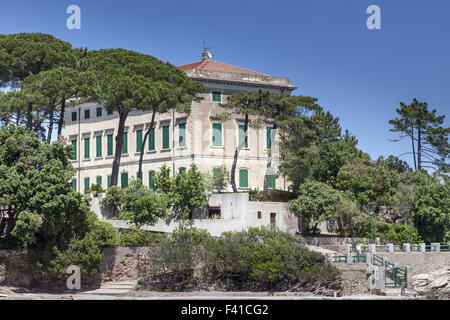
(160, 148, 171, 153)
(147, 150, 157, 154)
(211, 146, 224, 149)
(94, 157, 103, 160)
(105, 155, 114, 159)
(177, 146, 187, 150)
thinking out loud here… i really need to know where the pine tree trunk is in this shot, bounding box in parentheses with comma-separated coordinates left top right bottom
(46, 103, 55, 144)
(411, 125, 417, 170)
(231, 114, 249, 193)
(110, 112, 127, 186)
(417, 129, 422, 170)
(57, 99, 66, 138)
(137, 110, 156, 181)
(26, 102, 33, 131)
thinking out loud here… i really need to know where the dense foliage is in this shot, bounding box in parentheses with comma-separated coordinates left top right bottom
(144, 227, 340, 292)
(0, 124, 117, 278)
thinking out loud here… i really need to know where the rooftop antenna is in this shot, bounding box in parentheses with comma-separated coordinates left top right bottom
(201, 40, 213, 60)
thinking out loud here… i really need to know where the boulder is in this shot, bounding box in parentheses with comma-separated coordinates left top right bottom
(412, 267, 450, 298)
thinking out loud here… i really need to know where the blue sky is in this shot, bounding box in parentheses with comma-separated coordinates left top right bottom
(1, 0, 449, 169)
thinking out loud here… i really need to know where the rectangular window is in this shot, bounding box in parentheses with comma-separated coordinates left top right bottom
(107, 134, 113, 156)
(107, 175, 111, 188)
(266, 126, 272, 149)
(148, 127, 155, 151)
(121, 172, 128, 189)
(136, 129, 143, 153)
(239, 169, 248, 188)
(238, 124, 248, 148)
(212, 123, 222, 147)
(268, 171, 276, 189)
(122, 132, 128, 154)
(212, 92, 222, 102)
(162, 125, 170, 149)
(96, 107, 102, 117)
(107, 110, 113, 115)
(179, 167, 186, 174)
(179, 123, 186, 147)
(84, 109, 90, 119)
(149, 171, 155, 189)
(84, 177, 90, 193)
(71, 140, 77, 160)
(84, 137, 90, 159)
(71, 179, 77, 192)
(71, 111, 77, 122)
(96, 176, 102, 187)
(96, 135, 102, 158)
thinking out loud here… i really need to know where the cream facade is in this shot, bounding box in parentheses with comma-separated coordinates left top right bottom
(65, 55, 297, 193)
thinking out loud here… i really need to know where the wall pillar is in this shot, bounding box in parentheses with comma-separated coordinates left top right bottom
(356, 243, 362, 254)
(369, 243, 376, 254)
(419, 243, 426, 253)
(346, 253, 353, 265)
(431, 242, 440, 253)
(387, 243, 394, 253)
(406, 266, 412, 289)
(366, 252, 373, 266)
(403, 243, 410, 253)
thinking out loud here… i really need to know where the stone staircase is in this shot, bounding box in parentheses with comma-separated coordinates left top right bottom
(79, 280, 137, 296)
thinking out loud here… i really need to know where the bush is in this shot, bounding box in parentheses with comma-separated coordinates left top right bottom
(340, 219, 422, 244)
(211, 227, 340, 290)
(144, 227, 340, 292)
(100, 186, 124, 217)
(117, 227, 164, 247)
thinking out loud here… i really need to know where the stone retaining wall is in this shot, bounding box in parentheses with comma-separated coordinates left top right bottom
(0, 247, 153, 290)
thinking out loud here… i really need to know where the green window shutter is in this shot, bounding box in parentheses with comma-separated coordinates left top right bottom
(96, 107, 102, 117)
(71, 140, 77, 160)
(179, 123, 186, 147)
(84, 177, 90, 192)
(71, 111, 77, 121)
(96, 135, 102, 158)
(268, 171, 276, 189)
(212, 123, 222, 146)
(148, 127, 155, 151)
(71, 179, 77, 192)
(239, 169, 248, 188)
(266, 127, 272, 149)
(212, 92, 222, 102)
(84, 109, 90, 119)
(179, 167, 186, 174)
(107, 110, 113, 115)
(84, 137, 90, 159)
(107, 176, 111, 188)
(96, 176, 102, 187)
(149, 171, 155, 189)
(162, 125, 169, 149)
(239, 124, 248, 148)
(107, 134, 113, 156)
(121, 132, 128, 154)
(121, 172, 128, 189)
(136, 129, 143, 153)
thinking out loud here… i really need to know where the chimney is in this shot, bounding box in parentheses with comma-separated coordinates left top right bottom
(202, 52, 210, 61)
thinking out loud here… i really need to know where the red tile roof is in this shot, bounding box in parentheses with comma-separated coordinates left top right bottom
(178, 59, 270, 76)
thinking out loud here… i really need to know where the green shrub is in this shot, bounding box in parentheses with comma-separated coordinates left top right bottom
(144, 227, 340, 292)
(100, 186, 124, 217)
(117, 227, 164, 247)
